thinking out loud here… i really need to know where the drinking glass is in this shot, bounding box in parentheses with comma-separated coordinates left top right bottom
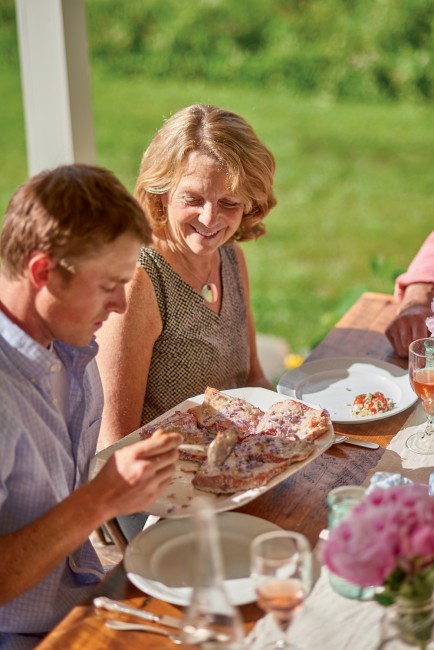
(408, 338, 434, 455)
(250, 530, 312, 650)
(326, 485, 375, 600)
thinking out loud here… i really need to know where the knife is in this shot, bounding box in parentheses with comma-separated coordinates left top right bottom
(333, 434, 379, 449)
(93, 596, 182, 630)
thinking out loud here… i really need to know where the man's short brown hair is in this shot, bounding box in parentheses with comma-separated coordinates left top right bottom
(1, 163, 151, 279)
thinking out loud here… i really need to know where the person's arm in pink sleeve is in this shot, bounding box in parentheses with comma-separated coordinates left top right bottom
(394, 231, 434, 301)
(386, 232, 434, 357)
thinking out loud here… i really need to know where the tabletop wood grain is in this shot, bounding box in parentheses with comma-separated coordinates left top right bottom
(36, 291, 414, 649)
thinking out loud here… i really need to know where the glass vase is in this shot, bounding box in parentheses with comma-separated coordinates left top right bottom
(326, 486, 375, 600)
(379, 597, 434, 649)
(181, 496, 245, 648)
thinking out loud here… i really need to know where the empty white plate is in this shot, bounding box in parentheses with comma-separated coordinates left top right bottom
(124, 512, 283, 606)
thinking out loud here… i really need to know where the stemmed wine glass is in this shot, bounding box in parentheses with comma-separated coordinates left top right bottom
(408, 337, 434, 455)
(249, 530, 312, 650)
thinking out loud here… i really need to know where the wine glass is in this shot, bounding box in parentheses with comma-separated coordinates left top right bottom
(250, 530, 312, 650)
(408, 337, 434, 455)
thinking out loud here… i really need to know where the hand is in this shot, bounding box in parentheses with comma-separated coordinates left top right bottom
(93, 429, 183, 520)
(385, 303, 431, 357)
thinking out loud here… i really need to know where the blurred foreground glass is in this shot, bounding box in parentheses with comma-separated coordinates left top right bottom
(181, 496, 245, 648)
(377, 597, 434, 649)
(250, 530, 312, 649)
(408, 338, 434, 455)
(327, 485, 375, 600)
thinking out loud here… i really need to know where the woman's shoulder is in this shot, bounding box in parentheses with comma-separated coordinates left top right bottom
(221, 241, 244, 264)
(138, 247, 177, 283)
(139, 246, 166, 268)
(221, 242, 247, 276)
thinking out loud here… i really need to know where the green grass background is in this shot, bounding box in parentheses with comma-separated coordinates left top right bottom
(1, 7, 434, 356)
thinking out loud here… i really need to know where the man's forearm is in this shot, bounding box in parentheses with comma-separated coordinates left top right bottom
(0, 482, 104, 605)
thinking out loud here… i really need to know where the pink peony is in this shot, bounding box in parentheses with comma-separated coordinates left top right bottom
(321, 485, 434, 594)
(427, 300, 434, 335)
(408, 527, 434, 558)
(426, 314, 434, 336)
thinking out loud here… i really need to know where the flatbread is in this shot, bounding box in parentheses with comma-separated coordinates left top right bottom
(256, 399, 330, 441)
(193, 435, 314, 494)
(141, 390, 331, 494)
(140, 410, 213, 462)
(188, 387, 263, 438)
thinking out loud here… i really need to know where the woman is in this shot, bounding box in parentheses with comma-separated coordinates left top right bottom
(97, 104, 277, 447)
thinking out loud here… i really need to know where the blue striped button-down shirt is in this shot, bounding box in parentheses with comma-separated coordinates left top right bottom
(0, 311, 105, 649)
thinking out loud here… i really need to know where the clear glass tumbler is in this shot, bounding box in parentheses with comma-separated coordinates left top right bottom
(326, 485, 375, 600)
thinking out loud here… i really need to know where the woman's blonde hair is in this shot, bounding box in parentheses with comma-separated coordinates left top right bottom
(134, 104, 276, 241)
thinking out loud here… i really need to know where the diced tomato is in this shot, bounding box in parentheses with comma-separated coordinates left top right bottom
(371, 392, 388, 409)
(352, 392, 389, 415)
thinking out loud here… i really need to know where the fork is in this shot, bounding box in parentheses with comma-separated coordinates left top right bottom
(105, 619, 183, 644)
(105, 618, 231, 644)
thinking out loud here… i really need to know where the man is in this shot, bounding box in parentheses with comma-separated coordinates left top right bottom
(0, 164, 182, 649)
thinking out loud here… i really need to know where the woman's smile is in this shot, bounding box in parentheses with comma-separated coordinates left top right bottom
(190, 224, 224, 239)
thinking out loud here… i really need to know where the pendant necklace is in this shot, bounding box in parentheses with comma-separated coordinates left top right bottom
(166, 239, 219, 304)
(200, 276, 219, 304)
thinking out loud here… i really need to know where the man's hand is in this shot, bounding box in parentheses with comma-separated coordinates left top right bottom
(0, 429, 182, 604)
(92, 429, 183, 520)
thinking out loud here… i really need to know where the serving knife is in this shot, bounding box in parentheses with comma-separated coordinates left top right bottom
(333, 434, 379, 449)
(93, 596, 182, 630)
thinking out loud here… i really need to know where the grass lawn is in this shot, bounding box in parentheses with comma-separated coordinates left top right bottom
(1, 60, 434, 355)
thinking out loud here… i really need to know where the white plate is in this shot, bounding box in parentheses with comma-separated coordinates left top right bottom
(277, 357, 417, 424)
(90, 387, 334, 518)
(124, 512, 282, 606)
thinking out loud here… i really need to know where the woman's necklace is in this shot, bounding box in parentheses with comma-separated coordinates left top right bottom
(165, 239, 219, 304)
(189, 264, 219, 304)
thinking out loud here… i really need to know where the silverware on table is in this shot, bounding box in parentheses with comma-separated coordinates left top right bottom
(105, 618, 231, 644)
(105, 619, 182, 644)
(93, 596, 182, 629)
(333, 434, 379, 449)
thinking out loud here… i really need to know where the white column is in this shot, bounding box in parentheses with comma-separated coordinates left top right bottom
(15, 0, 96, 177)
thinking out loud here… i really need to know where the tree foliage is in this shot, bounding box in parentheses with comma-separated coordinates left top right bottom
(2, 0, 433, 101)
(86, 0, 434, 102)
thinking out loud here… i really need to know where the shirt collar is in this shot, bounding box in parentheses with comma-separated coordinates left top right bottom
(0, 310, 98, 382)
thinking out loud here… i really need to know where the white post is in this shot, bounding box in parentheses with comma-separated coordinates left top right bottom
(15, 0, 96, 177)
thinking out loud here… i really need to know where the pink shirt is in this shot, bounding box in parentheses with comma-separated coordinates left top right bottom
(394, 231, 434, 301)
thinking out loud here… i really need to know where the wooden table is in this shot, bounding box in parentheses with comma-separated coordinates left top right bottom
(36, 292, 416, 649)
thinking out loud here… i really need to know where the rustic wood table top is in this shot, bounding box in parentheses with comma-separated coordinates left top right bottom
(36, 291, 414, 650)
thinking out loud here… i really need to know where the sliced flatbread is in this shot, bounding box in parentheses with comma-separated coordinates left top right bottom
(256, 399, 331, 441)
(237, 433, 314, 463)
(188, 386, 263, 438)
(140, 410, 213, 462)
(192, 434, 314, 494)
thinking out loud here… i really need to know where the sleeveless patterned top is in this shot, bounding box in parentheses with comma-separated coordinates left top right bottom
(138, 245, 250, 424)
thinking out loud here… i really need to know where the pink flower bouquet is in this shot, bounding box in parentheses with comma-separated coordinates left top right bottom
(427, 316, 434, 336)
(426, 301, 434, 336)
(321, 484, 434, 605)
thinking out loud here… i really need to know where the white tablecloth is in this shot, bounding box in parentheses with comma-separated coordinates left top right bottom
(246, 403, 434, 650)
